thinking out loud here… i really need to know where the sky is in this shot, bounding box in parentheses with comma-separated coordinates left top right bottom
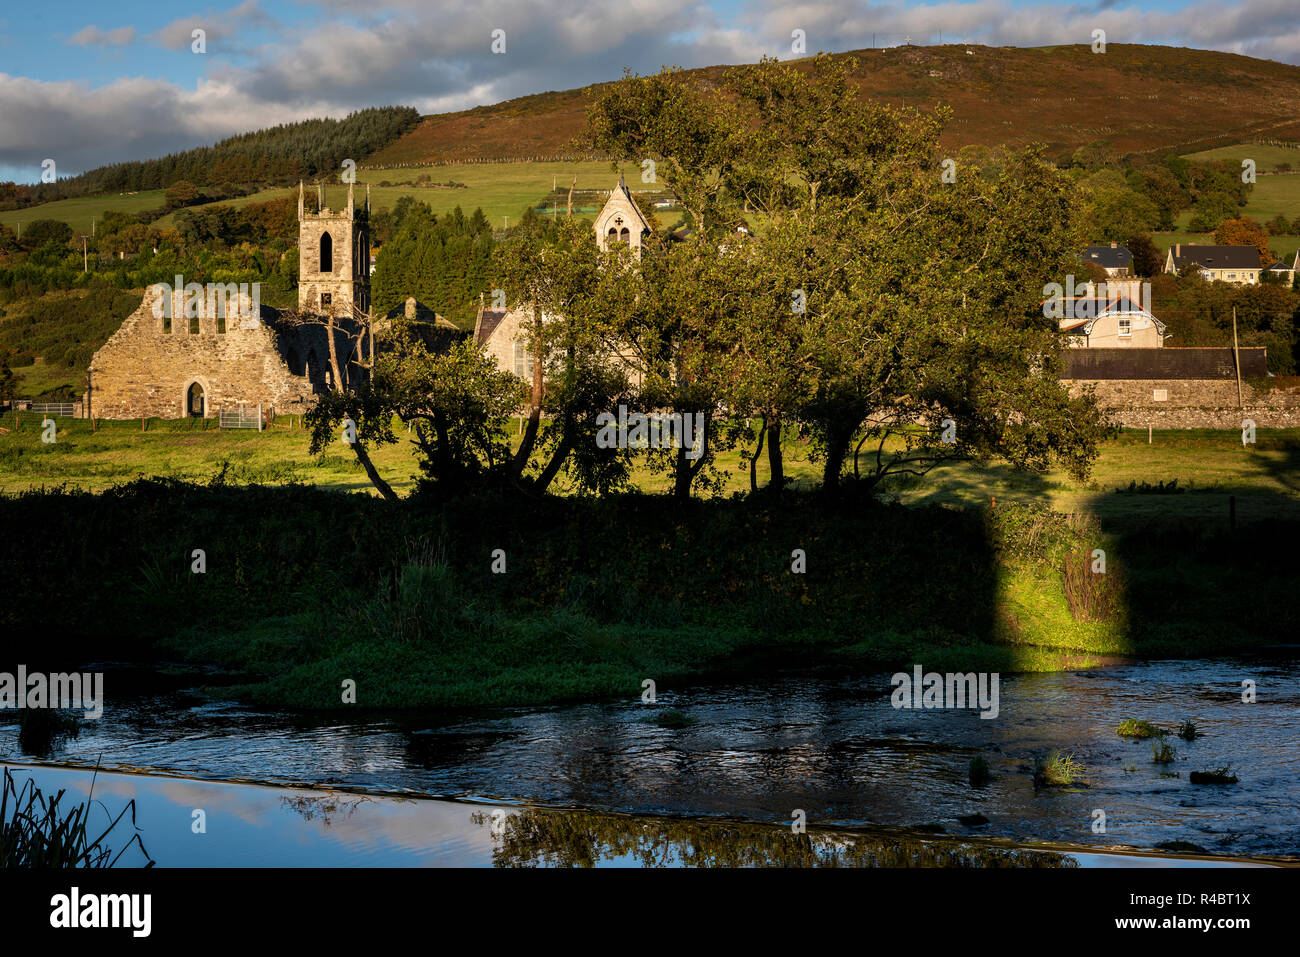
(2, 0, 1299, 183)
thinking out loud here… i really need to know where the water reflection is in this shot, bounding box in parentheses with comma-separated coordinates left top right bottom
(3, 655, 1297, 859)
(7, 764, 1264, 868)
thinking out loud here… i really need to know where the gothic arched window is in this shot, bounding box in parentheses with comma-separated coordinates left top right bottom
(320, 232, 333, 273)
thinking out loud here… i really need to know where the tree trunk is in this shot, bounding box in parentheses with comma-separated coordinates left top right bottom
(510, 304, 544, 478)
(822, 436, 846, 495)
(325, 316, 344, 391)
(350, 440, 398, 502)
(749, 417, 767, 493)
(766, 416, 784, 493)
(533, 428, 575, 495)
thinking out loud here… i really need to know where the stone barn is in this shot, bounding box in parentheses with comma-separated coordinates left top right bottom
(87, 183, 370, 420)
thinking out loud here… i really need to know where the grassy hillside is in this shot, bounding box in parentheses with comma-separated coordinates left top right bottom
(0, 191, 166, 236)
(369, 44, 1300, 165)
(151, 161, 672, 232)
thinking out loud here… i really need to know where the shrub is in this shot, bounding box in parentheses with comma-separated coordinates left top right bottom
(1033, 751, 1086, 787)
(1117, 719, 1164, 739)
(968, 755, 991, 787)
(1151, 739, 1177, 764)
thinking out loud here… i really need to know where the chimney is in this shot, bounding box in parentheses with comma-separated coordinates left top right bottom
(1175, 243, 1181, 257)
(405, 297, 416, 320)
(1110, 241, 1117, 248)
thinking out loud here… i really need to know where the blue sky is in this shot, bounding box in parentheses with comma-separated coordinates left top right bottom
(2, 0, 1298, 183)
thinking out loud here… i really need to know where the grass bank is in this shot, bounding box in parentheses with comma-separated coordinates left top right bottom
(1, 480, 1295, 712)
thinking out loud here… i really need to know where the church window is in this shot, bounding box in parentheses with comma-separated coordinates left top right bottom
(321, 292, 332, 310)
(320, 232, 333, 273)
(513, 342, 532, 378)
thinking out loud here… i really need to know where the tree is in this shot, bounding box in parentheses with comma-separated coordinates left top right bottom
(1077, 170, 1160, 243)
(1215, 216, 1273, 265)
(164, 180, 201, 209)
(593, 55, 1109, 497)
(18, 219, 71, 251)
(306, 333, 524, 500)
(1127, 233, 1163, 277)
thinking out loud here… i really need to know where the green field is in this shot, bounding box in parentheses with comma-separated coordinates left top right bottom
(1183, 143, 1300, 171)
(1152, 143, 1300, 262)
(150, 161, 673, 231)
(3, 413, 1296, 523)
(0, 190, 167, 236)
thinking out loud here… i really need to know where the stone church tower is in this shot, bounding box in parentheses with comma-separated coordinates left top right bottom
(594, 174, 652, 256)
(298, 182, 370, 317)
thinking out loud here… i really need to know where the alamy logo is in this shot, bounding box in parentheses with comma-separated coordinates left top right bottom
(890, 665, 999, 719)
(149, 275, 261, 324)
(50, 888, 151, 937)
(0, 666, 103, 719)
(596, 405, 704, 460)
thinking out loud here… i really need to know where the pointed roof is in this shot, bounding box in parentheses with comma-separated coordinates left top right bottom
(596, 174, 652, 236)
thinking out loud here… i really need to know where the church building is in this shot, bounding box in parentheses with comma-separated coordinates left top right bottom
(87, 184, 369, 420)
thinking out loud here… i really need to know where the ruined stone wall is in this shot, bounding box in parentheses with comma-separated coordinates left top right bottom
(88, 287, 319, 419)
(1066, 378, 1300, 428)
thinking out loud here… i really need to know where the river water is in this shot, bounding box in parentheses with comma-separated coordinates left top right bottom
(2, 653, 1297, 866)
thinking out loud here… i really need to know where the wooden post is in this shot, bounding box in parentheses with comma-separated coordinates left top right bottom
(1148, 424, 1152, 444)
(1232, 307, 1243, 410)
(258, 403, 263, 433)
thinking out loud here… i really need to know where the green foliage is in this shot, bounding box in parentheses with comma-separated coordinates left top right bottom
(0, 288, 140, 394)
(371, 203, 493, 325)
(18, 219, 72, 251)
(1033, 751, 1086, 787)
(1151, 738, 1177, 763)
(1177, 719, 1199, 741)
(1117, 718, 1164, 738)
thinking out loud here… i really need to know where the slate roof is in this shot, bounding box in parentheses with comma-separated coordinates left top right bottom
(1081, 245, 1133, 270)
(475, 309, 508, 346)
(1170, 245, 1261, 271)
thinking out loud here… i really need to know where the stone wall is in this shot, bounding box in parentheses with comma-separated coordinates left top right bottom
(87, 287, 337, 419)
(1066, 378, 1300, 428)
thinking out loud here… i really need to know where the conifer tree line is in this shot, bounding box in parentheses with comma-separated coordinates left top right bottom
(2, 107, 421, 208)
(370, 200, 494, 327)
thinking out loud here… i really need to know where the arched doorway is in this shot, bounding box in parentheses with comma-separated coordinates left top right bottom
(186, 382, 206, 418)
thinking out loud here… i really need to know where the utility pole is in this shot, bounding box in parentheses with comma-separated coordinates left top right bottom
(82, 236, 88, 272)
(1231, 306, 1243, 409)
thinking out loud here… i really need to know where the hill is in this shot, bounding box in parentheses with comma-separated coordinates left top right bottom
(368, 44, 1300, 166)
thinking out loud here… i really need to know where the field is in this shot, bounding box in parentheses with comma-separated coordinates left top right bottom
(150, 161, 672, 232)
(1149, 144, 1300, 262)
(3, 412, 1297, 523)
(0, 190, 167, 236)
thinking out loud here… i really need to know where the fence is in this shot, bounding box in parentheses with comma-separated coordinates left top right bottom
(6, 399, 81, 417)
(219, 405, 264, 431)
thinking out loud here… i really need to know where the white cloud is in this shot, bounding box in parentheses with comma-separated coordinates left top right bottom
(6, 0, 1300, 181)
(67, 25, 137, 47)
